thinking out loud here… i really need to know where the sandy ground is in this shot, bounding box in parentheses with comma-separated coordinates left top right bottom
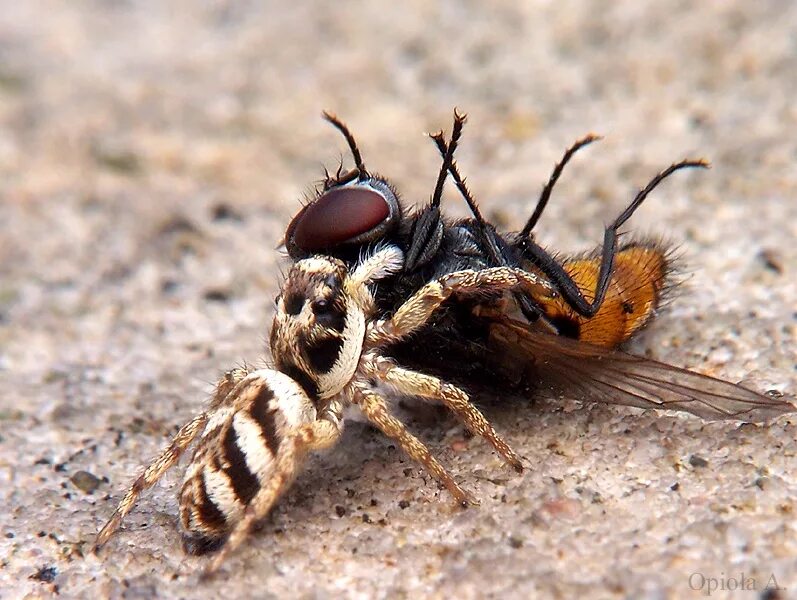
(1, 1, 796, 598)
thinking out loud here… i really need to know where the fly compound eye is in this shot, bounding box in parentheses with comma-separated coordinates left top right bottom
(292, 187, 387, 251)
(285, 179, 401, 258)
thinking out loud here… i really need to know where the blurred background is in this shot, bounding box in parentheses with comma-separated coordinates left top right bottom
(1, 2, 795, 598)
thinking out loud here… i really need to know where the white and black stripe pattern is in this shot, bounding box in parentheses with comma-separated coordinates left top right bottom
(178, 370, 316, 554)
(315, 301, 365, 399)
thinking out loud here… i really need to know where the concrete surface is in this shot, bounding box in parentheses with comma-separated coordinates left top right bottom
(1, 1, 796, 598)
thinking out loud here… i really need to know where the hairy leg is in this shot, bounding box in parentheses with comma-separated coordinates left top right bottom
(367, 358, 523, 471)
(94, 368, 250, 551)
(352, 385, 473, 507)
(202, 414, 343, 576)
(367, 266, 556, 346)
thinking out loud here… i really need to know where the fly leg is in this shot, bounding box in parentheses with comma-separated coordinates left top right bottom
(431, 124, 598, 326)
(513, 160, 708, 317)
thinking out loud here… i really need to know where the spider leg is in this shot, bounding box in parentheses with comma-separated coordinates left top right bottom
(94, 369, 250, 551)
(352, 385, 474, 507)
(431, 128, 599, 326)
(367, 265, 556, 345)
(207, 366, 255, 410)
(366, 358, 524, 471)
(202, 412, 344, 577)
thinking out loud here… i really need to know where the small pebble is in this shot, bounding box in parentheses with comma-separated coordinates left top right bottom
(70, 470, 102, 494)
(29, 566, 57, 583)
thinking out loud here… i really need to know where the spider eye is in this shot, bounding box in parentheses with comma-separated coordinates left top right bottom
(283, 293, 304, 316)
(285, 180, 400, 258)
(312, 298, 345, 331)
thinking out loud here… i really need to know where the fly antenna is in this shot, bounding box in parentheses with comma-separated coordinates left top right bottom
(322, 111, 368, 180)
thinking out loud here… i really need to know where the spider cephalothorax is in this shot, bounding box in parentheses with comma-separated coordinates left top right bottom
(269, 256, 362, 400)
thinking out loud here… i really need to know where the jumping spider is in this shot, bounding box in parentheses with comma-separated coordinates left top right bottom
(94, 245, 556, 574)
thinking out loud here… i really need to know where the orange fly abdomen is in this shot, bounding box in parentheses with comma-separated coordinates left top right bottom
(535, 242, 671, 348)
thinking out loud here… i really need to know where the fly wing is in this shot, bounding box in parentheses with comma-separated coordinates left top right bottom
(488, 318, 795, 422)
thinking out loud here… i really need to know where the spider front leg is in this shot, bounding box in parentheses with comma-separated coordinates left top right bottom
(367, 266, 556, 345)
(365, 357, 524, 471)
(352, 384, 474, 507)
(202, 412, 343, 577)
(94, 367, 252, 551)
